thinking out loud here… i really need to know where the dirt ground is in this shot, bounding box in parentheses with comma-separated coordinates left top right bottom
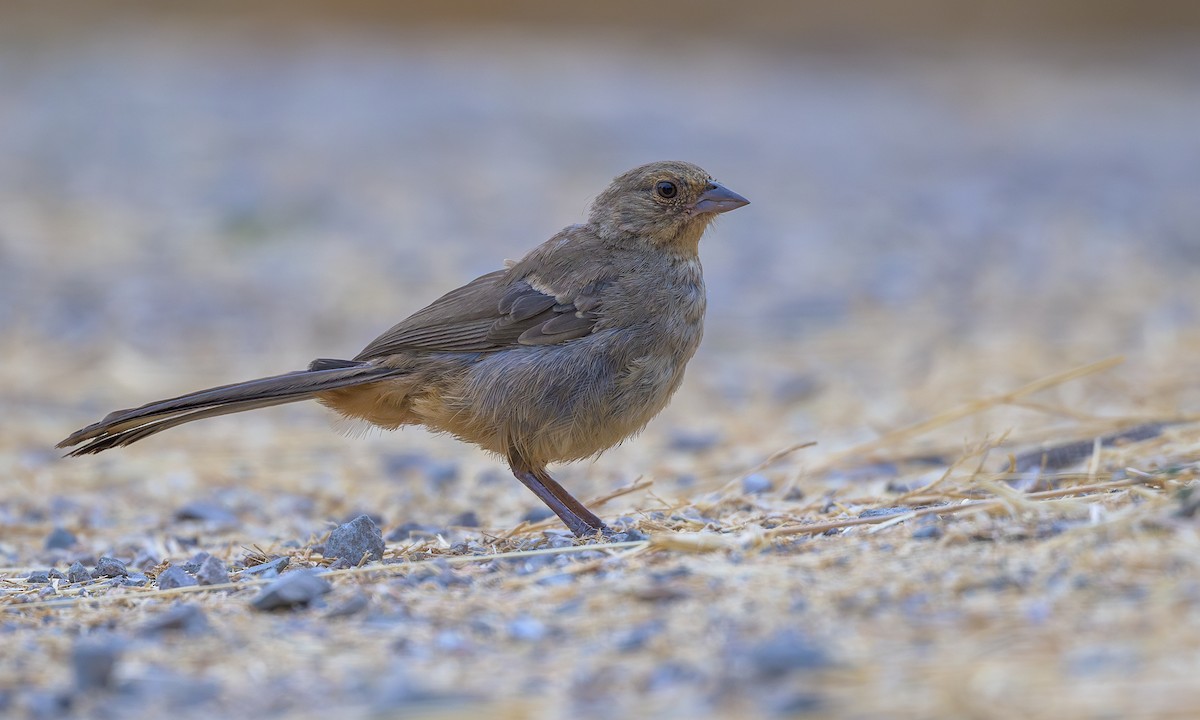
(3, 8, 1200, 719)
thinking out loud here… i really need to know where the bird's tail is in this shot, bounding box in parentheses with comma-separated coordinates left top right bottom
(57, 360, 402, 456)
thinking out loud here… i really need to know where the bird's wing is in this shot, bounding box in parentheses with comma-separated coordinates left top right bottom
(353, 269, 607, 359)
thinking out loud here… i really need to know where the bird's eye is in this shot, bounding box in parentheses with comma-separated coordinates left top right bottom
(654, 180, 678, 199)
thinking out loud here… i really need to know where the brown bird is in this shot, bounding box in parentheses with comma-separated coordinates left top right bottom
(58, 161, 749, 538)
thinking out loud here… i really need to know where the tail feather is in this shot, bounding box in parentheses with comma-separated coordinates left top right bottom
(58, 362, 402, 455)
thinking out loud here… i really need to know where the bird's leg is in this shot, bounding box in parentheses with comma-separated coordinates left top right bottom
(510, 463, 611, 539)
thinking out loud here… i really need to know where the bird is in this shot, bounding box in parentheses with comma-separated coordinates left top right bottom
(58, 160, 750, 538)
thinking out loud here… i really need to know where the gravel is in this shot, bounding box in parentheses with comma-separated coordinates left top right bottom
(193, 556, 230, 586)
(251, 571, 332, 611)
(324, 515, 385, 564)
(92, 557, 129, 579)
(156, 566, 198, 589)
(66, 562, 90, 583)
(44, 527, 77, 550)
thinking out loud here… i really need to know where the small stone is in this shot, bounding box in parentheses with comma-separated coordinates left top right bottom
(141, 604, 208, 635)
(912, 525, 943, 540)
(194, 556, 230, 586)
(156, 566, 198, 589)
(251, 570, 332, 611)
(742, 474, 773, 495)
(521, 507, 555, 523)
(667, 429, 722, 452)
(450, 511, 480, 528)
(27, 571, 51, 584)
(324, 515, 385, 564)
(72, 639, 120, 692)
(747, 632, 831, 679)
(44, 527, 78, 550)
(507, 615, 547, 641)
(131, 551, 160, 570)
(242, 557, 289, 578)
(381, 451, 428, 476)
(774, 374, 820, 404)
(48, 568, 68, 581)
(174, 501, 237, 525)
(423, 460, 459, 489)
(858, 506, 908, 518)
(324, 592, 369, 618)
(67, 562, 90, 583)
(181, 552, 210, 573)
(92, 557, 128, 579)
(608, 528, 649, 542)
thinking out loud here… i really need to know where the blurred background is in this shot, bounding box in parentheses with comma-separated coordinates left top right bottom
(3, 0, 1200, 462)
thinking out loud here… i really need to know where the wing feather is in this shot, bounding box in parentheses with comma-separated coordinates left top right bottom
(353, 269, 608, 359)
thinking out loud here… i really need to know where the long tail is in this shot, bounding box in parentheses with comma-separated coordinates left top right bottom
(57, 359, 403, 456)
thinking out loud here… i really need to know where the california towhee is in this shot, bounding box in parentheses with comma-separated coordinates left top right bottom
(58, 160, 749, 538)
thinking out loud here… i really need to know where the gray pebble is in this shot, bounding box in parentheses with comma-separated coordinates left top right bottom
(44, 527, 77, 550)
(72, 639, 120, 693)
(381, 451, 428, 476)
(858, 506, 909, 518)
(324, 592, 370, 619)
(174, 501, 237, 525)
(773, 374, 820, 404)
(156, 566, 198, 589)
(26, 571, 50, 584)
(608, 528, 649, 542)
(67, 561, 90, 583)
(92, 557, 128, 578)
(667, 429, 722, 452)
(521, 507, 555, 523)
(181, 552, 210, 573)
(450, 511, 480, 528)
(48, 568, 67, 580)
(131, 551, 160, 570)
(141, 604, 209, 635)
(251, 570, 332, 611)
(911, 524, 943, 540)
(742, 474, 773, 495)
(423, 460, 459, 489)
(194, 556, 230, 586)
(324, 514, 385, 564)
(747, 632, 832, 679)
(542, 534, 575, 549)
(242, 557, 289, 578)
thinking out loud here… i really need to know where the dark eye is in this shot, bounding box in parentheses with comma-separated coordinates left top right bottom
(654, 180, 678, 199)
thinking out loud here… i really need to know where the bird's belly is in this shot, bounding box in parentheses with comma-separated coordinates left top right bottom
(435, 325, 700, 463)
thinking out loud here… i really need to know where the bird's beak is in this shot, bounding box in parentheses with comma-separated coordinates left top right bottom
(692, 182, 750, 215)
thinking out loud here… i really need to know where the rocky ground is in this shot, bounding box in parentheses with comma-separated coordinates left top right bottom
(2, 11, 1200, 719)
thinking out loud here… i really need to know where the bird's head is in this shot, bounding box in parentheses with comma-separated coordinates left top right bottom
(589, 161, 749, 254)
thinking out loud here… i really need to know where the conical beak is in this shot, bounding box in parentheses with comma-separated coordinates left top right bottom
(693, 182, 750, 215)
